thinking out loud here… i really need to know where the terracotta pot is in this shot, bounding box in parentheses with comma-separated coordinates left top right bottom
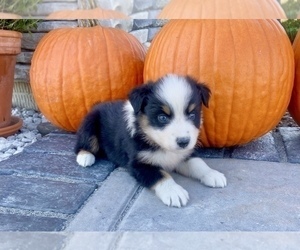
(0, 30, 22, 136)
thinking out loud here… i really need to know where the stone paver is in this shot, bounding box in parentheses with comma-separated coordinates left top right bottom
(279, 127, 300, 163)
(0, 152, 115, 183)
(64, 158, 300, 232)
(63, 232, 119, 250)
(66, 168, 139, 231)
(115, 232, 300, 250)
(231, 132, 280, 162)
(0, 175, 96, 214)
(2, 232, 300, 250)
(117, 159, 300, 231)
(0, 214, 65, 231)
(23, 133, 76, 155)
(1, 127, 300, 238)
(0, 232, 66, 250)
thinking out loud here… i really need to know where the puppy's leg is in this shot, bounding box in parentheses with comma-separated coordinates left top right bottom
(130, 160, 189, 207)
(176, 157, 227, 188)
(75, 110, 101, 167)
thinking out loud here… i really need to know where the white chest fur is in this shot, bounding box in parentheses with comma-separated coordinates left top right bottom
(137, 149, 192, 172)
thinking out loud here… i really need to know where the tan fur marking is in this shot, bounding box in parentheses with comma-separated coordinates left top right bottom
(89, 136, 99, 154)
(139, 114, 149, 128)
(138, 115, 157, 146)
(162, 105, 171, 115)
(188, 103, 196, 113)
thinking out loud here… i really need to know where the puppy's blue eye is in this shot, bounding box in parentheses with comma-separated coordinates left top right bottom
(158, 114, 169, 124)
(188, 113, 196, 120)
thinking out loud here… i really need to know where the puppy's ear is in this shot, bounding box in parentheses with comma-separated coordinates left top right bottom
(197, 83, 211, 108)
(128, 83, 154, 113)
(186, 76, 211, 108)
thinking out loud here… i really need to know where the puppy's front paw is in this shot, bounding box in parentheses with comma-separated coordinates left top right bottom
(154, 178, 189, 207)
(201, 170, 227, 188)
(76, 150, 95, 167)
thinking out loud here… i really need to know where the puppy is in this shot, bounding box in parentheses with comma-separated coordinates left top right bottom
(75, 74, 227, 207)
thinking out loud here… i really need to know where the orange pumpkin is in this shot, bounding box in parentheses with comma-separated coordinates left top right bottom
(158, 0, 286, 19)
(289, 31, 300, 126)
(47, 7, 129, 19)
(30, 26, 146, 132)
(144, 20, 294, 147)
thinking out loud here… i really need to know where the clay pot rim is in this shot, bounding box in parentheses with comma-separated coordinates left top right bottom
(0, 29, 22, 38)
(0, 12, 22, 19)
(0, 116, 23, 138)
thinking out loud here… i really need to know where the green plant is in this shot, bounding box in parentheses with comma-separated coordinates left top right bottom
(0, 0, 42, 15)
(0, 19, 39, 33)
(281, 0, 300, 18)
(281, 19, 300, 43)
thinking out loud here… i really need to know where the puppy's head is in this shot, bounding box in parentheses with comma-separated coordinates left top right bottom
(128, 74, 210, 151)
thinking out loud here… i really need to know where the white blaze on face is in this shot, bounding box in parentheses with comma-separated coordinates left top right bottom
(143, 75, 200, 151)
(157, 75, 192, 116)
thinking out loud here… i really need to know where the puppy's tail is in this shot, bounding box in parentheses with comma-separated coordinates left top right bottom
(74, 108, 101, 155)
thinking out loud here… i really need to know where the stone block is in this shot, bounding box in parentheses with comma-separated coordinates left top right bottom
(133, 0, 153, 11)
(0, 175, 96, 214)
(148, 10, 161, 19)
(278, 127, 300, 163)
(130, 11, 149, 19)
(0, 152, 115, 183)
(66, 168, 139, 231)
(118, 159, 300, 231)
(116, 232, 300, 250)
(154, 0, 170, 9)
(130, 29, 149, 44)
(231, 132, 280, 162)
(147, 27, 161, 42)
(23, 133, 76, 155)
(64, 232, 118, 250)
(133, 19, 154, 30)
(0, 232, 66, 249)
(194, 146, 225, 159)
(133, 0, 154, 12)
(0, 214, 65, 231)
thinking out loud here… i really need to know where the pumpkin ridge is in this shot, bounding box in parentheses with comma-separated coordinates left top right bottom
(41, 32, 60, 128)
(172, 21, 186, 76)
(258, 20, 275, 139)
(102, 27, 113, 101)
(118, 31, 128, 98)
(226, 20, 238, 145)
(60, 30, 79, 130)
(43, 30, 71, 130)
(242, 20, 256, 143)
(212, 20, 221, 146)
(77, 28, 90, 113)
(198, 21, 208, 144)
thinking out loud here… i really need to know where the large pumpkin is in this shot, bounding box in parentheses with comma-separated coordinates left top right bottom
(158, 0, 286, 19)
(289, 31, 300, 126)
(30, 26, 146, 132)
(144, 20, 294, 147)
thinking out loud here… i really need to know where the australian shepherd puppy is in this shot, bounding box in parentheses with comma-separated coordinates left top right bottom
(75, 74, 227, 207)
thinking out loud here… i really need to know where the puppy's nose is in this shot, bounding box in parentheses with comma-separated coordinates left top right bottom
(176, 137, 190, 149)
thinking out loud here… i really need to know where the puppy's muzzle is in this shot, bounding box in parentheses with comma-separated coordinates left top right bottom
(176, 137, 190, 149)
